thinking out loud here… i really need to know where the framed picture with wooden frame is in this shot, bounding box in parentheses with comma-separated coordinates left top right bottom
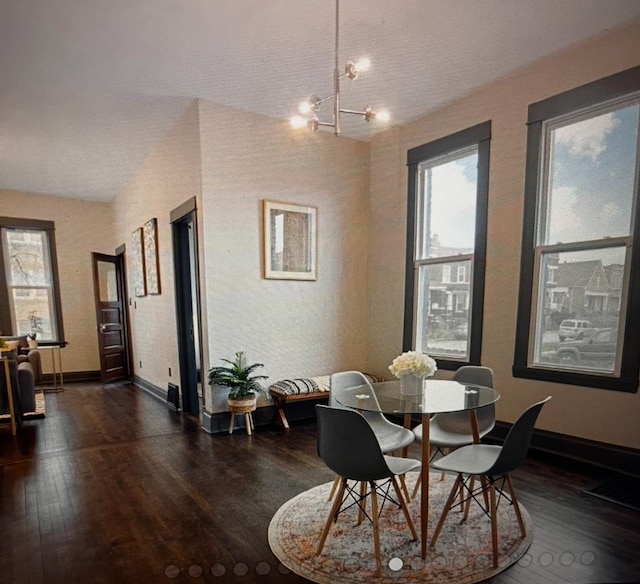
(143, 217, 161, 294)
(263, 200, 317, 280)
(130, 227, 146, 297)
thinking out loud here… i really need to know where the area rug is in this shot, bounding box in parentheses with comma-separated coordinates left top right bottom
(0, 389, 45, 422)
(268, 473, 533, 584)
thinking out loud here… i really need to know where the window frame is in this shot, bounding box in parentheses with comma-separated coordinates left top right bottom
(0, 216, 65, 345)
(513, 66, 640, 393)
(404, 121, 491, 370)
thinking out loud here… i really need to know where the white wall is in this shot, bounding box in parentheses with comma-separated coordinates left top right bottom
(111, 101, 203, 395)
(198, 100, 371, 412)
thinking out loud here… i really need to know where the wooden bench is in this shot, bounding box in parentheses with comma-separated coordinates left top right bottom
(269, 376, 330, 431)
(269, 373, 382, 431)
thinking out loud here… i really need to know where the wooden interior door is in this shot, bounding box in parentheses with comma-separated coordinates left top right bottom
(92, 252, 130, 382)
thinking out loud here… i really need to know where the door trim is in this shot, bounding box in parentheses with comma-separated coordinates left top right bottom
(171, 198, 203, 415)
(91, 251, 131, 382)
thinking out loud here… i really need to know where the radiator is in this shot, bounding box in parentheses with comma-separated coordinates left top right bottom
(167, 383, 180, 412)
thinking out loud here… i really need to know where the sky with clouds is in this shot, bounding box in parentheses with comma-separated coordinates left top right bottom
(423, 151, 477, 254)
(546, 103, 638, 247)
(419, 99, 638, 266)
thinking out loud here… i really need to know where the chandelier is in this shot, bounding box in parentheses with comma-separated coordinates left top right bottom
(290, 0, 390, 136)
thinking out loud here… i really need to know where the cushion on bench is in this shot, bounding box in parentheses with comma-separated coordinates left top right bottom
(268, 375, 331, 396)
(268, 373, 382, 397)
(268, 372, 383, 431)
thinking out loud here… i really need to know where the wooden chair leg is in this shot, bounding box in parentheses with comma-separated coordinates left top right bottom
(506, 474, 526, 537)
(327, 475, 340, 501)
(480, 475, 490, 510)
(245, 413, 252, 435)
(391, 476, 417, 540)
(463, 475, 491, 519)
(399, 474, 411, 502)
(357, 481, 368, 525)
(412, 445, 445, 499)
(369, 481, 382, 573)
(317, 478, 346, 555)
(463, 475, 475, 520)
(430, 474, 462, 547)
(489, 480, 498, 569)
(440, 448, 448, 481)
(411, 470, 422, 499)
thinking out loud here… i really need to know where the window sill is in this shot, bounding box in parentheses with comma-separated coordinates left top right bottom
(434, 359, 479, 372)
(512, 365, 637, 393)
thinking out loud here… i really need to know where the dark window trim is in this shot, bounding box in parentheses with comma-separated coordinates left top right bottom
(0, 216, 66, 343)
(404, 121, 491, 369)
(170, 196, 196, 223)
(527, 66, 640, 125)
(514, 66, 640, 393)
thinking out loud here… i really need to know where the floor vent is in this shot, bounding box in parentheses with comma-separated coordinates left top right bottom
(584, 474, 640, 512)
(167, 383, 180, 412)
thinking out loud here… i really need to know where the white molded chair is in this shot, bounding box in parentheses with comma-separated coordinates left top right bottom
(430, 396, 551, 568)
(411, 365, 496, 498)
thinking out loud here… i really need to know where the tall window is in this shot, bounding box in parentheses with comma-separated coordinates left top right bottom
(514, 66, 640, 392)
(0, 217, 64, 343)
(404, 122, 490, 368)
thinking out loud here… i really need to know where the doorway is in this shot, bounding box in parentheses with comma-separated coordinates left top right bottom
(171, 198, 202, 415)
(91, 252, 131, 382)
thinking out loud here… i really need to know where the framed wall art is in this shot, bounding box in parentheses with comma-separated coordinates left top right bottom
(263, 200, 317, 280)
(130, 227, 146, 297)
(143, 217, 161, 294)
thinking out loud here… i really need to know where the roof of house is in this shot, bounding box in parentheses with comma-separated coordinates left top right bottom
(556, 260, 605, 290)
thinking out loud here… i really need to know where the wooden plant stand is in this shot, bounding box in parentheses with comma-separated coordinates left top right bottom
(228, 397, 257, 435)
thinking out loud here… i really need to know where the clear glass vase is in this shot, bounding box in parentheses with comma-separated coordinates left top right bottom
(400, 373, 425, 395)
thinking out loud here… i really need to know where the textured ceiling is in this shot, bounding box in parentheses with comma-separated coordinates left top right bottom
(1, 0, 640, 202)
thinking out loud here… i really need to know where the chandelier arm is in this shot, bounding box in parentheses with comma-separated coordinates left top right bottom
(316, 95, 334, 106)
(290, 0, 388, 133)
(339, 108, 369, 116)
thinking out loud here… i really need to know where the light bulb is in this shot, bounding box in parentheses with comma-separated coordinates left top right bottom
(298, 101, 313, 115)
(299, 96, 321, 114)
(354, 57, 371, 73)
(290, 115, 307, 129)
(375, 110, 390, 123)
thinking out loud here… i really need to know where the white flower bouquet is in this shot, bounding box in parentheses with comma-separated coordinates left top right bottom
(388, 350, 437, 379)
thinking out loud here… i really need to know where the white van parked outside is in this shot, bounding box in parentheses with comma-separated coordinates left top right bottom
(558, 319, 595, 342)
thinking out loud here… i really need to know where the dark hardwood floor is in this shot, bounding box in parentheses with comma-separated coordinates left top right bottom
(1, 382, 638, 584)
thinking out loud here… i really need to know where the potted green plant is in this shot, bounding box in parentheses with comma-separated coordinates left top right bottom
(208, 351, 268, 420)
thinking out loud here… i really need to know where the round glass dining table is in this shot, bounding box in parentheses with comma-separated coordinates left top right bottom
(337, 379, 500, 557)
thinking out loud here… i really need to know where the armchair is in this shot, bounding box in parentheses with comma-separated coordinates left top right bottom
(0, 335, 43, 384)
(1, 352, 37, 434)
